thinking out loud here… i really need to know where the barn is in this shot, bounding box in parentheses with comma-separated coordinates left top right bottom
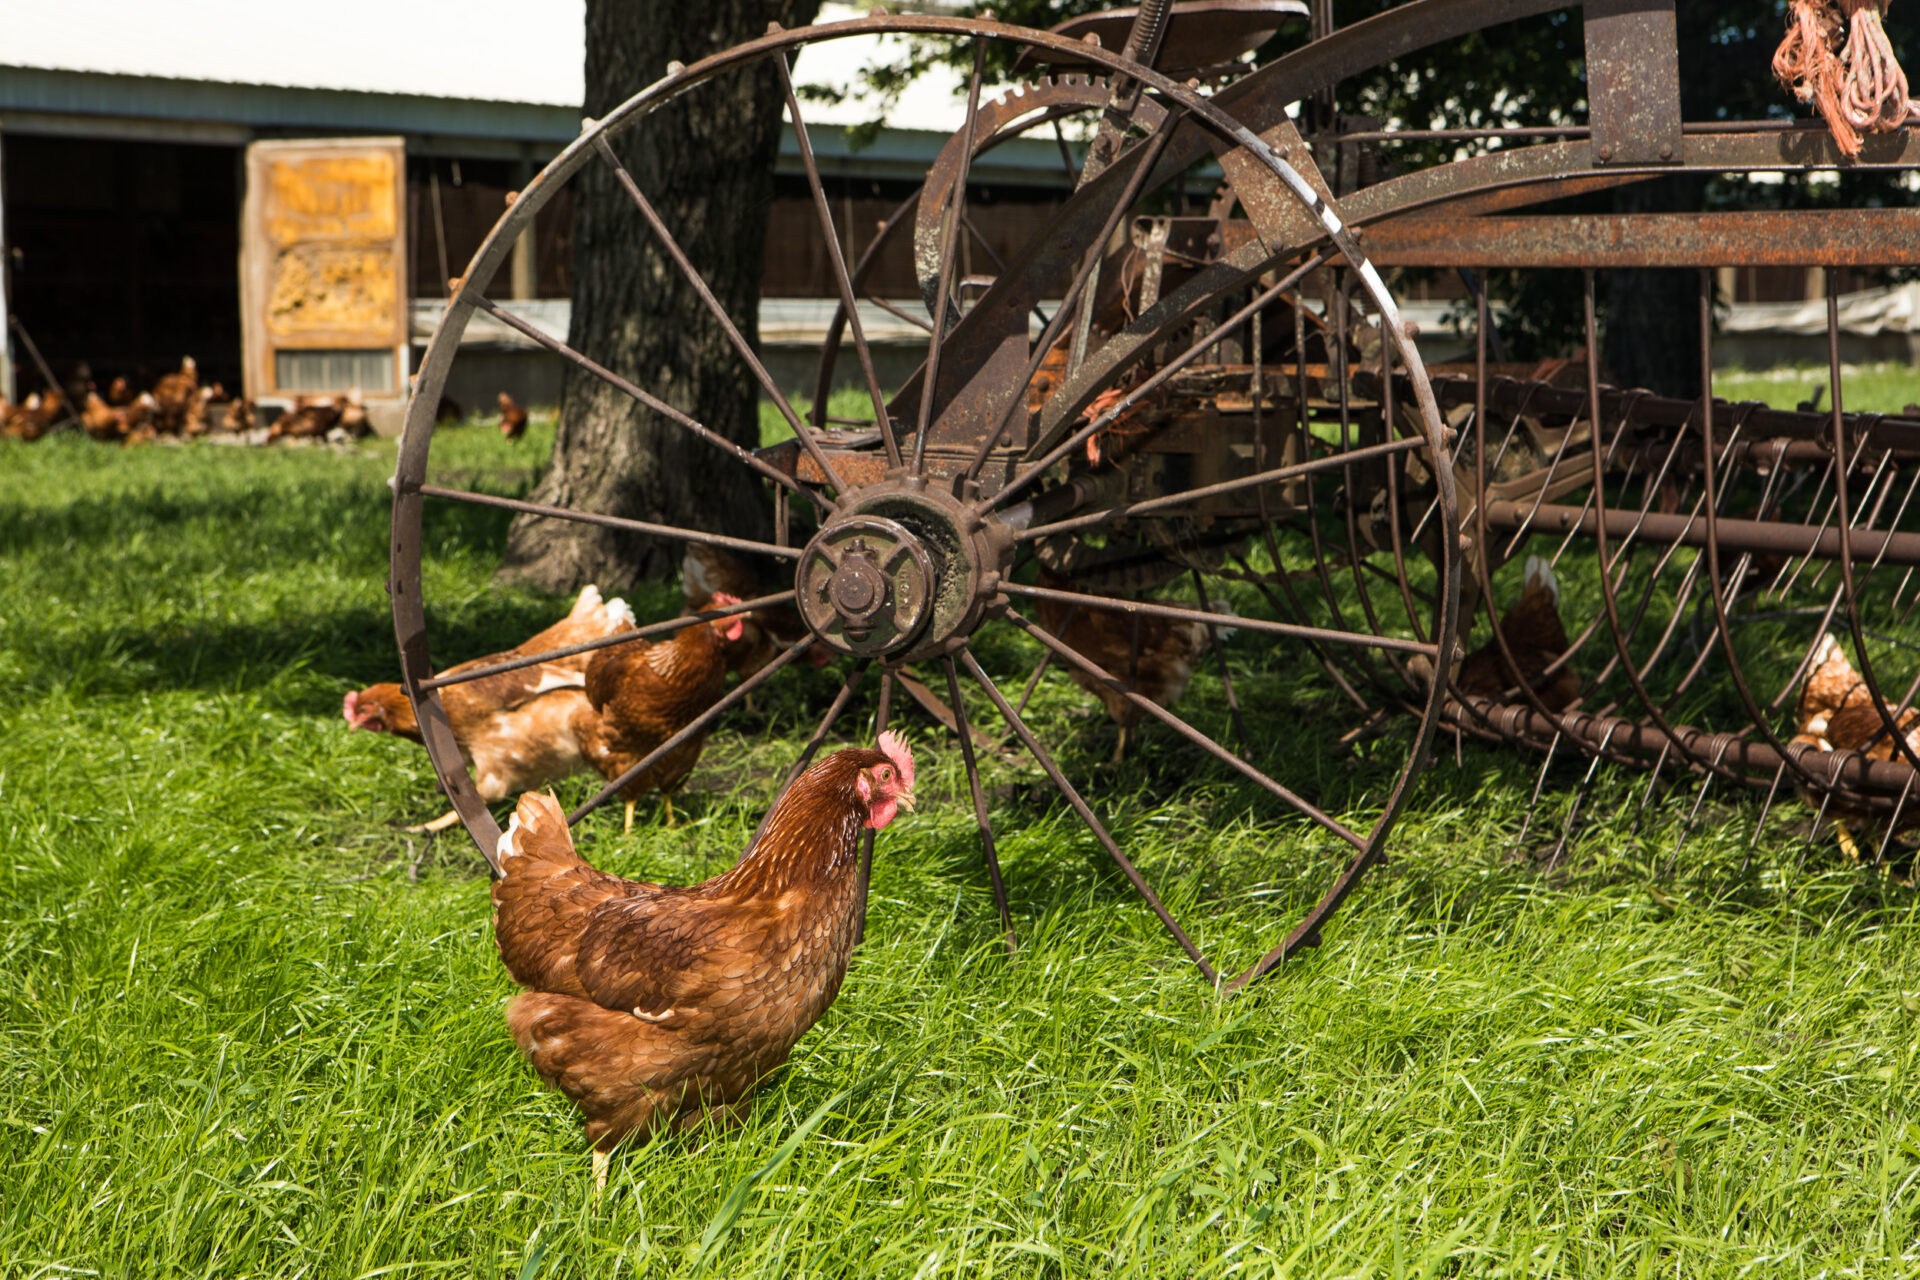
(0, 1, 1082, 426)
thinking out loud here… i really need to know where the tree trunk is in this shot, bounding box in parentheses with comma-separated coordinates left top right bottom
(501, 0, 821, 593)
(1601, 173, 1708, 401)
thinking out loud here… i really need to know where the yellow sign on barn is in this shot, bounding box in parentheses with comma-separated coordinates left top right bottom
(241, 139, 408, 405)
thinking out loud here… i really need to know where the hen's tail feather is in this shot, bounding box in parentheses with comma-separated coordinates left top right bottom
(497, 791, 586, 876)
(1523, 554, 1559, 605)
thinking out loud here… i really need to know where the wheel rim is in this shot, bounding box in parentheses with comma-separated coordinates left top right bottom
(389, 14, 1461, 988)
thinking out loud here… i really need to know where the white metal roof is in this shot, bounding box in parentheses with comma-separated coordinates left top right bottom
(0, 0, 969, 127)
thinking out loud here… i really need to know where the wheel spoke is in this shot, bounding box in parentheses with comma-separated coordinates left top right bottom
(566, 636, 814, 825)
(958, 647, 1218, 983)
(959, 107, 1190, 486)
(987, 251, 1331, 511)
(1006, 609, 1365, 851)
(890, 665, 997, 752)
(775, 55, 901, 468)
(418, 590, 797, 692)
(998, 580, 1437, 658)
(1012, 435, 1426, 542)
(749, 658, 870, 849)
(588, 133, 849, 496)
(867, 295, 935, 334)
(416, 483, 802, 560)
(941, 655, 1016, 954)
(911, 38, 989, 476)
(470, 296, 830, 511)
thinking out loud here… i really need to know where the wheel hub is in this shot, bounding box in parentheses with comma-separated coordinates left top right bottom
(797, 481, 1010, 658)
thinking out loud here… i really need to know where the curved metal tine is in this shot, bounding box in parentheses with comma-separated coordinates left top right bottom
(999, 580, 1437, 658)
(1513, 731, 1561, 850)
(1691, 271, 1829, 794)
(1546, 723, 1620, 872)
(587, 134, 848, 497)
(775, 55, 900, 469)
(566, 636, 814, 825)
(1006, 608, 1367, 851)
(856, 671, 893, 946)
(1576, 271, 1734, 782)
(468, 295, 828, 512)
(1230, 550, 1378, 712)
(1751, 760, 1789, 854)
(747, 658, 871, 849)
(1376, 339, 1432, 647)
(1285, 289, 1407, 700)
(958, 647, 1219, 983)
(1327, 279, 1412, 687)
(415, 484, 802, 561)
(1191, 568, 1246, 744)
(911, 38, 989, 477)
(1632, 738, 1672, 835)
(1668, 738, 1735, 870)
(1876, 770, 1915, 866)
(959, 108, 1193, 487)
(1821, 277, 1920, 776)
(1014, 436, 1426, 542)
(986, 250, 1329, 508)
(942, 655, 1017, 953)
(419, 589, 797, 692)
(1804, 448, 1897, 596)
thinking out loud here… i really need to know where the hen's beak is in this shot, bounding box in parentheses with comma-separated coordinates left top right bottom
(894, 786, 917, 813)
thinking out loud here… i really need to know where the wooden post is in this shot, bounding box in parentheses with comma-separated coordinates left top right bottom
(511, 155, 537, 301)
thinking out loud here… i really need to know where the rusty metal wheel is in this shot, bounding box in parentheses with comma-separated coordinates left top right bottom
(390, 13, 1460, 988)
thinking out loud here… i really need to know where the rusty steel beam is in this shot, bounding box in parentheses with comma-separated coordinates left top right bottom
(1482, 499, 1920, 566)
(1451, 695, 1920, 798)
(1361, 208, 1920, 267)
(1583, 0, 1682, 166)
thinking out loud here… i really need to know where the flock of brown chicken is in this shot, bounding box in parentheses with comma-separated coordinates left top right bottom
(340, 526, 1910, 1186)
(0, 355, 385, 445)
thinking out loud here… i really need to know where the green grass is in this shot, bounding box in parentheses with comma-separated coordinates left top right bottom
(4, 423, 1920, 1277)
(1716, 362, 1920, 414)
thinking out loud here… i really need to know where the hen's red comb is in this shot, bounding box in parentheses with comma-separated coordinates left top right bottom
(877, 729, 914, 792)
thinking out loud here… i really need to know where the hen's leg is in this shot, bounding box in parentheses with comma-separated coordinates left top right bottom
(405, 809, 462, 835)
(622, 800, 636, 834)
(592, 1149, 610, 1191)
(1835, 820, 1866, 863)
(659, 792, 679, 826)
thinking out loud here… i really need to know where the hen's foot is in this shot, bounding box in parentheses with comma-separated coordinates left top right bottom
(404, 809, 462, 835)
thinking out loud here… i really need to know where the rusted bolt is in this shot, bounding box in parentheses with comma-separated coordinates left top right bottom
(505, 190, 519, 206)
(1659, 142, 1674, 160)
(1596, 143, 1614, 162)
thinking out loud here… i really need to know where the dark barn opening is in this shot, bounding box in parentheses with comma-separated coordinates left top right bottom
(5, 134, 244, 396)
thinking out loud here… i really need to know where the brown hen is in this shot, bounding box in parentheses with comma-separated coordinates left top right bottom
(498, 391, 529, 440)
(344, 585, 635, 831)
(493, 732, 916, 1187)
(1790, 633, 1920, 868)
(580, 594, 747, 831)
(1456, 555, 1579, 712)
(680, 544, 832, 683)
(1033, 570, 1230, 762)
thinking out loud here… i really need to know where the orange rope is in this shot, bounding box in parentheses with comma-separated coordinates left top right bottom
(1772, 0, 1915, 158)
